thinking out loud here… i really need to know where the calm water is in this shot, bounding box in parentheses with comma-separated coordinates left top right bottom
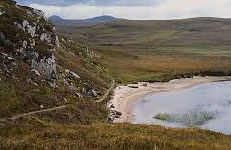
(132, 81, 231, 134)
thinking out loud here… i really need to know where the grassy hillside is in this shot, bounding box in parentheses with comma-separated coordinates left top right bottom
(0, 36, 111, 119)
(1, 119, 231, 150)
(55, 17, 231, 83)
(0, 0, 111, 125)
(1, 1, 231, 149)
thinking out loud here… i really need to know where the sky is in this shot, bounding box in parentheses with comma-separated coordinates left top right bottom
(16, 0, 231, 20)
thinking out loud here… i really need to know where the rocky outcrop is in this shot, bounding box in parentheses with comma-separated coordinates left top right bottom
(0, 8, 5, 16)
(108, 110, 122, 122)
(0, 0, 59, 77)
(0, 50, 17, 74)
(0, 0, 104, 101)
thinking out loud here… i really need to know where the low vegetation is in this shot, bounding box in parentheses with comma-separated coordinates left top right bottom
(1, 1, 231, 149)
(56, 18, 231, 83)
(154, 109, 217, 126)
(1, 120, 231, 150)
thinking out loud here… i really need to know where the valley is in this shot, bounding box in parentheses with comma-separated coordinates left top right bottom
(1, 0, 231, 149)
(54, 17, 231, 83)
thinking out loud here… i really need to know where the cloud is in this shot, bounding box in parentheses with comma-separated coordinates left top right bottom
(17, 0, 163, 7)
(25, 0, 231, 20)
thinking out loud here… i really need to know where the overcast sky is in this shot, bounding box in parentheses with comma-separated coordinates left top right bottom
(16, 0, 231, 20)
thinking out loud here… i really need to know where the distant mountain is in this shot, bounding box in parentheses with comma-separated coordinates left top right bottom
(84, 15, 118, 22)
(49, 15, 62, 21)
(49, 15, 122, 26)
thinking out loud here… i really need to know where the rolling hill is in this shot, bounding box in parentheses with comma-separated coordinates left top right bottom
(49, 15, 121, 26)
(53, 17, 231, 82)
(1, 0, 231, 149)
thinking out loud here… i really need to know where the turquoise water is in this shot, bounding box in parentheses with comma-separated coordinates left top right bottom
(132, 81, 231, 134)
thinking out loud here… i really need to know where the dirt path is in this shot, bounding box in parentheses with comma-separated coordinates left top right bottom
(0, 80, 115, 122)
(96, 79, 115, 103)
(0, 105, 67, 122)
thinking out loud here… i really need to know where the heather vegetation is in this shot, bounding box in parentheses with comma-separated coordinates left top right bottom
(55, 18, 231, 83)
(0, 0, 231, 149)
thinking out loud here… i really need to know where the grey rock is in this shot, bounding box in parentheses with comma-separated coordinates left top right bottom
(0, 53, 17, 72)
(108, 110, 122, 122)
(48, 81, 58, 88)
(31, 69, 41, 76)
(68, 85, 78, 91)
(31, 54, 57, 77)
(0, 9, 3, 16)
(40, 33, 52, 43)
(110, 104, 115, 108)
(69, 71, 80, 79)
(91, 90, 98, 97)
(75, 92, 83, 98)
(0, 32, 6, 41)
(86, 88, 98, 97)
(27, 79, 38, 86)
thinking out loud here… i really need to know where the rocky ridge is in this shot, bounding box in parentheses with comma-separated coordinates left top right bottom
(0, 0, 59, 77)
(0, 0, 110, 119)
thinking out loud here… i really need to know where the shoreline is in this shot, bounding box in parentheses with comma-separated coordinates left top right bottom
(108, 76, 230, 123)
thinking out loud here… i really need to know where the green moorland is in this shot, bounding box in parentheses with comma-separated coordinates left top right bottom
(1, 117, 231, 150)
(56, 18, 231, 83)
(1, 19, 231, 150)
(1, 36, 231, 149)
(1, 0, 231, 148)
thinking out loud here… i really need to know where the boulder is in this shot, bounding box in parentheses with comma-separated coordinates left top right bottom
(69, 71, 80, 79)
(86, 89, 98, 97)
(48, 81, 58, 88)
(110, 104, 115, 108)
(31, 69, 41, 76)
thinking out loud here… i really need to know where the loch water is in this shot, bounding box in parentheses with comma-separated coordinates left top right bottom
(132, 81, 231, 134)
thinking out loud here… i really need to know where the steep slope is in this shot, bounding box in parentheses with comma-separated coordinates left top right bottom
(1, 1, 231, 150)
(0, 0, 111, 120)
(0, 0, 59, 77)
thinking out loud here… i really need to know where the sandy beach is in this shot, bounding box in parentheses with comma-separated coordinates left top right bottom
(108, 76, 230, 123)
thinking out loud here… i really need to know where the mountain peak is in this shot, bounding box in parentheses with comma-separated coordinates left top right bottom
(49, 15, 63, 21)
(49, 15, 120, 26)
(87, 15, 117, 21)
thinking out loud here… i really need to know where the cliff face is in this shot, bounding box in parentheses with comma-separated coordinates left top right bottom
(0, 0, 59, 77)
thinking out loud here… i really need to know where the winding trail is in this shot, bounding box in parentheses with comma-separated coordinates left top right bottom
(96, 79, 115, 103)
(0, 105, 67, 122)
(0, 80, 115, 122)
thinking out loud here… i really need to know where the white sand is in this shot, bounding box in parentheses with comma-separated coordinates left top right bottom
(108, 76, 229, 123)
